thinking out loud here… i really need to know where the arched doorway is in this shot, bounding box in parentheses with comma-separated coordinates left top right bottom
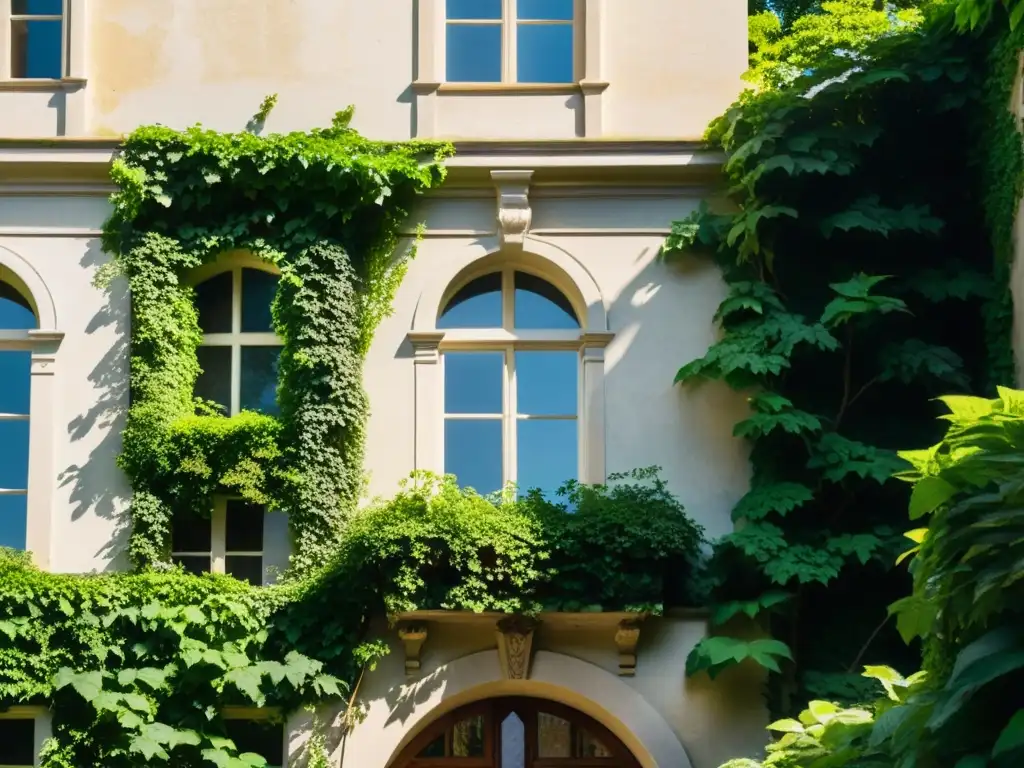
(390, 697, 641, 768)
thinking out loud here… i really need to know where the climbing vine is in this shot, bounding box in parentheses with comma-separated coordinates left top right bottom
(102, 107, 450, 573)
(666, 4, 1004, 715)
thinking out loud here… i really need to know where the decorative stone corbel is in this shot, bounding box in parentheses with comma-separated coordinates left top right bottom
(398, 625, 428, 676)
(496, 615, 539, 680)
(615, 619, 642, 676)
(491, 170, 534, 251)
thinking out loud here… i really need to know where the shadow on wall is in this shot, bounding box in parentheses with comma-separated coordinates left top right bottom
(57, 241, 131, 569)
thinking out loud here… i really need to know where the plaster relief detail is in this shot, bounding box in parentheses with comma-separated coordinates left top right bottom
(491, 170, 535, 251)
(496, 615, 539, 680)
(397, 624, 429, 676)
(615, 619, 642, 676)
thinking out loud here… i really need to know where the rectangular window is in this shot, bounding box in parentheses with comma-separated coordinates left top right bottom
(225, 718, 284, 768)
(445, 0, 574, 84)
(9, 0, 64, 79)
(443, 349, 578, 499)
(171, 499, 266, 585)
(0, 717, 36, 767)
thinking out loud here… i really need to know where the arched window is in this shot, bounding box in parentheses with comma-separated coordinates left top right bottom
(193, 265, 282, 417)
(0, 281, 37, 551)
(391, 698, 640, 768)
(438, 269, 580, 498)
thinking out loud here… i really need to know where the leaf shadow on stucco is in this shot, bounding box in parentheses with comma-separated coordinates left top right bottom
(57, 240, 132, 568)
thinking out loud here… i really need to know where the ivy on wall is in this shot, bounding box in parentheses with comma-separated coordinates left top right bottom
(102, 108, 450, 573)
(664, 5, 1005, 715)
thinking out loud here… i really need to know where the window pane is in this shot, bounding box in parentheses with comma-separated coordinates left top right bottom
(538, 712, 572, 757)
(225, 720, 284, 766)
(195, 346, 232, 414)
(0, 495, 28, 551)
(13, 0, 63, 13)
(518, 0, 573, 20)
(439, 273, 502, 328)
(516, 351, 577, 415)
(240, 346, 281, 416)
(514, 272, 578, 329)
(241, 269, 279, 332)
(418, 735, 446, 758)
(225, 500, 264, 552)
(0, 718, 35, 765)
(225, 555, 264, 586)
(578, 730, 613, 758)
(172, 554, 211, 576)
(194, 272, 233, 334)
(446, 23, 502, 83)
(0, 285, 36, 329)
(11, 19, 62, 78)
(517, 419, 576, 497)
(170, 508, 212, 553)
(0, 351, 32, 413)
(0, 420, 30, 490)
(446, 0, 501, 19)
(445, 419, 502, 494)
(451, 715, 485, 757)
(501, 712, 526, 768)
(445, 352, 503, 414)
(517, 23, 573, 84)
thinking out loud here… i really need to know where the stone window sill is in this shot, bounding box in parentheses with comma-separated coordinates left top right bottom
(413, 80, 609, 96)
(0, 77, 87, 92)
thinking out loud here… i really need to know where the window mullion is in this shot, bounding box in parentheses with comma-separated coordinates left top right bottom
(505, 346, 517, 491)
(211, 499, 227, 574)
(505, 0, 516, 83)
(231, 269, 242, 415)
(0, 1, 12, 80)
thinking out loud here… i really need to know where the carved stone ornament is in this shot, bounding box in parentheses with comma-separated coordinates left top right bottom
(496, 615, 539, 680)
(491, 170, 534, 251)
(398, 624, 429, 676)
(615, 619, 642, 677)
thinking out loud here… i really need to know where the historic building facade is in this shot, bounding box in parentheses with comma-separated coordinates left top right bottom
(0, 1, 767, 766)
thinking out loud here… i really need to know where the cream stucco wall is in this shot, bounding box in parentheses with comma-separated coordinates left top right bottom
(282, 614, 767, 768)
(0, 0, 747, 141)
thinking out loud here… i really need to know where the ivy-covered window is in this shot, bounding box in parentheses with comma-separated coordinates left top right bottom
(0, 717, 36, 767)
(170, 500, 266, 585)
(8, 0, 64, 79)
(193, 266, 282, 417)
(438, 269, 579, 498)
(0, 281, 36, 551)
(445, 0, 574, 84)
(224, 717, 284, 768)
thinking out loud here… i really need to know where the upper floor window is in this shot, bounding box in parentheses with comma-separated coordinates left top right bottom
(193, 265, 282, 417)
(438, 269, 579, 498)
(171, 499, 267, 586)
(7, 0, 64, 79)
(0, 281, 35, 551)
(445, 0, 575, 84)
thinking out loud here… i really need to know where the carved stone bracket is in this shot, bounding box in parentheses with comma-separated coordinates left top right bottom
(406, 331, 445, 364)
(496, 615, 539, 680)
(398, 624, 429, 676)
(491, 170, 534, 251)
(615, 619, 642, 676)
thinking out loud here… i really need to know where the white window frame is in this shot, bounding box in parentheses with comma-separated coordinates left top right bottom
(444, 0, 578, 85)
(440, 267, 582, 492)
(0, 260, 62, 570)
(191, 257, 282, 417)
(170, 497, 266, 584)
(0, 0, 67, 80)
(0, 706, 51, 768)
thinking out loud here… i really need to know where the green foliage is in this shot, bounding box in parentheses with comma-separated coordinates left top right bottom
(103, 113, 451, 573)
(0, 471, 704, 766)
(667, 0, 1000, 720)
(725, 390, 1024, 767)
(687, 636, 795, 678)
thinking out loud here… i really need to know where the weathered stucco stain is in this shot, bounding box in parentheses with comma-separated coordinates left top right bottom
(197, 0, 303, 82)
(89, 0, 173, 116)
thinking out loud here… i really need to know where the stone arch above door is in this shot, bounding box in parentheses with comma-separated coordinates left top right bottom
(342, 650, 693, 768)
